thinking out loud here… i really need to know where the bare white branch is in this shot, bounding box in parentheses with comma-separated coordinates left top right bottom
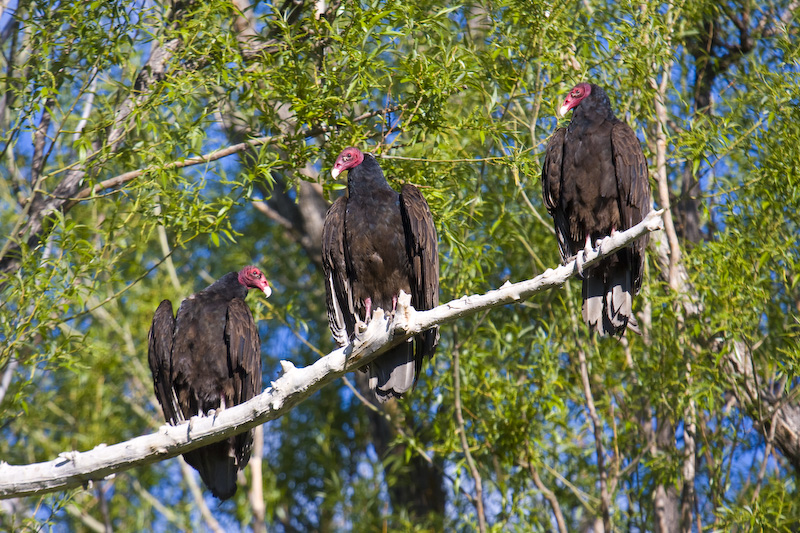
(0, 210, 664, 499)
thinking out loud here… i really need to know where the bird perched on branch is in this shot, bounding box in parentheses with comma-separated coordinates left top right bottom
(542, 83, 651, 336)
(322, 146, 439, 402)
(147, 266, 271, 499)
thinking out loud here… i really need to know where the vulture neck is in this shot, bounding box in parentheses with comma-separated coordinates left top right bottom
(204, 272, 248, 299)
(347, 154, 394, 198)
(571, 91, 615, 130)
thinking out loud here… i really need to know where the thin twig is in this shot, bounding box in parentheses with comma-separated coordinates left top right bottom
(379, 154, 511, 163)
(72, 71, 99, 144)
(64, 503, 106, 533)
(525, 447, 568, 533)
(751, 407, 779, 502)
(154, 199, 182, 292)
(249, 425, 267, 533)
(538, 461, 597, 510)
(512, 162, 555, 234)
(95, 480, 112, 533)
(59, 103, 406, 210)
(65, 134, 285, 208)
(0, 358, 18, 406)
(252, 200, 296, 231)
(178, 456, 225, 533)
(61, 249, 178, 323)
(339, 375, 476, 504)
(453, 346, 486, 532)
(578, 347, 610, 531)
(131, 478, 183, 527)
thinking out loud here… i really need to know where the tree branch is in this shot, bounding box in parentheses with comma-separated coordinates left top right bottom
(178, 456, 225, 533)
(64, 133, 289, 210)
(578, 347, 610, 532)
(651, 60, 699, 532)
(61, 101, 403, 211)
(526, 452, 568, 533)
(0, 358, 18, 406)
(453, 345, 486, 532)
(0, 211, 664, 499)
(650, 70, 682, 290)
(248, 425, 267, 533)
(724, 341, 800, 472)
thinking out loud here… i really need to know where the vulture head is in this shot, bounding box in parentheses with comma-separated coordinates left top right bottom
(559, 82, 592, 117)
(331, 146, 365, 179)
(238, 266, 272, 297)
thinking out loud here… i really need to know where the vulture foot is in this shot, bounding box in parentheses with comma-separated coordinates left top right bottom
(385, 294, 399, 322)
(596, 228, 617, 256)
(364, 297, 373, 323)
(576, 235, 593, 277)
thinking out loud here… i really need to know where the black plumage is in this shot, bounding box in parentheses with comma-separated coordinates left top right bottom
(147, 266, 271, 499)
(542, 83, 651, 336)
(322, 147, 439, 403)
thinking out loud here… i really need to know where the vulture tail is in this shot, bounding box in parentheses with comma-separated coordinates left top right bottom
(369, 342, 416, 403)
(183, 440, 238, 500)
(582, 266, 638, 337)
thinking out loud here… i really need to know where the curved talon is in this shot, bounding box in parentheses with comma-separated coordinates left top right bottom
(364, 297, 372, 323)
(597, 229, 617, 256)
(576, 235, 593, 278)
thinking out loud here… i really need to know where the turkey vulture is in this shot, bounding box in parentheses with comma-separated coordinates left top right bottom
(147, 266, 271, 499)
(322, 147, 439, 403)
(542, 83, 651, 336)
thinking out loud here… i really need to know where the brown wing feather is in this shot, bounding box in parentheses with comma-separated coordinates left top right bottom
(542, 127, 565, 213)
(322, 196, 357, 346)
(542, 127, 574, 262)
(611, 122, 651, 291)
(224, 298, 262, 406)
(224, 298, 261, 467)
(147, 300, 181, 424)
(399, 183, 440, 358)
